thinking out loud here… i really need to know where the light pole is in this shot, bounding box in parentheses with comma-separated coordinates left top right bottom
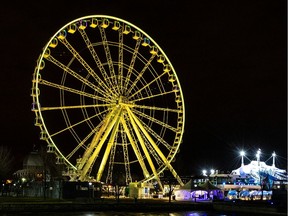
(256, 149, 262, 198)
(240, 150, 245, 167)
(272, 152, 276, 167)
(210, 169, 215, 175)
(21, 178, 26, 197)
(256, 149, 261, 166)
(202, 169, 207, 182)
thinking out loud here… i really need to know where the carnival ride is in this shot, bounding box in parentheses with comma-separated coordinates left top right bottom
(31, 15, 185, 190)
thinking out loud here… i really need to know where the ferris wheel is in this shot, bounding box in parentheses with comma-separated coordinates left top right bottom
(31, 15, 185, 189)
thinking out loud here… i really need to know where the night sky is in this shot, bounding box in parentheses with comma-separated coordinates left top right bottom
(0, 1, 286, 175)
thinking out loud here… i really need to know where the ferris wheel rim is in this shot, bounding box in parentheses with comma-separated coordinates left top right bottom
(31, 15, 185, 184)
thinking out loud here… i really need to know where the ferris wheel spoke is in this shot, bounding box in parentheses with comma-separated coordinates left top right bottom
(128, 71, 166, 99)
(118, 29, 124, 94)
(126, 55, 156, 95)
(80, 95, 96, 131)
(131, 111, 173, 151)
(99, 26, 120, 93)
(40, 103, 113, 111)
(50, 109, 108, 138)
(142, 121, 173, 151)
(59, 103, 83, 145)
(65, 119, 105, 161)
(124, 39, 142, 93)
(39, 79, 112, 103)
(120, 124, 132, 184)
(44, 55, 112, 98)
(77, 29, 116, 94)
(58, 37, 115, 96)
(131, 90, 175, 103)
(126, 106, 184, 186)
(133, 104, 182, 113)
(142, 135, 163, 168)
(120, 117, 150, 178)
(132, 109, 177, 133)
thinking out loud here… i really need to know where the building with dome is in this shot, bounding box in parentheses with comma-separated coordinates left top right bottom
(14, 150, 44, 181)
(13, 149, 62, 198)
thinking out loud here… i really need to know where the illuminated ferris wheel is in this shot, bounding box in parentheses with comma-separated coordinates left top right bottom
(31, 15, 185, 189)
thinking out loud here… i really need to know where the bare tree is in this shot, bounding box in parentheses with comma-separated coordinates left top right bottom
(0, 145, 14, 180)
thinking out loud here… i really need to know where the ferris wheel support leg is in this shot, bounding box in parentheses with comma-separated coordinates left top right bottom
(96, 111, 122, 182)
(79, 107, 122, 181)
(126, 107, 164, 191)
(120, 118, 150, 178)
(126, 107, 184, 187)
(77, 107, 117, 171)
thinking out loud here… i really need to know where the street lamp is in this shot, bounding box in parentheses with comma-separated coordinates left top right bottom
(210, 169, 215, 175)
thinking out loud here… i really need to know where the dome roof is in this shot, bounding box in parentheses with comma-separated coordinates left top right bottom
(23, 151, 44, 169)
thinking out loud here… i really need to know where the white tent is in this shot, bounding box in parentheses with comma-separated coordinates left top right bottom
(174, 179, 223, 201)
(230, 160, 287, 185)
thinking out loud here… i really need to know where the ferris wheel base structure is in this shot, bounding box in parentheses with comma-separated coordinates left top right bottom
(31, 15, 186, 189)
